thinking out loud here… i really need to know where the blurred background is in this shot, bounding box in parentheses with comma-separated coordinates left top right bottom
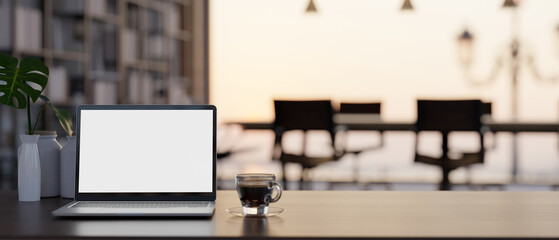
(2, 0, 559, 191)
(212, 0, 559, 122)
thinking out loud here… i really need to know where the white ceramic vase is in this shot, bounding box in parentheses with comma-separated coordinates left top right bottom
(60, 136, 76, 199)
(18, 134, 41, 202)
(36, 131, 62, 197)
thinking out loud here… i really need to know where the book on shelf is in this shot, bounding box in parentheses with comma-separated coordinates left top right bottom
(52, 16, 85, 52)
(0, 0, 11, 49)
(46, 67, 69, 103)
(103, 23, 117, 64)
(94, 80, 117, 105)
(168, 77, 188, 105)
(53, 0, 84, 15)
(147, 9, 163, 35)
(51, 16, 64, 51)
(91, 41, 104, 72)
(90, 70, 118, 82)
(127, 4, 139, 29)
(169, 40, 181, 75)
(92, 22, 117, 70)
(122, 29, 138, 62)
(146, 35, 169, 60)
(141, 74, 154, 104)
(86, 0, 106, 16)
(125, 73, 156, 104)
(166, 3, 181, 33)
(15, 7, 43, 51)
(127, 71, 141, 104)
(71, 92, 85, 106)
(153, 78, 166, 104)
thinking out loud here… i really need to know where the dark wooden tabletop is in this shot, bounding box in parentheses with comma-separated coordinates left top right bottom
(2, 190, 559, 239)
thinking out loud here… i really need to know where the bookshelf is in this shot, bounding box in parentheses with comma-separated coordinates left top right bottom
(0, 0, 208, 123)
(0, 0, 208, 189)
(4, 0, 207, 106)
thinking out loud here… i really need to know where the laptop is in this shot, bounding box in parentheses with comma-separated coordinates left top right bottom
(52, 105, 216, 217)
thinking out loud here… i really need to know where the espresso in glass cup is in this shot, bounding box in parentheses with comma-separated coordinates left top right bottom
(236, 173, 282, 216)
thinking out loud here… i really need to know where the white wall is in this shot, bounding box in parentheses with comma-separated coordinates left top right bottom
(210, 0, 559, 122)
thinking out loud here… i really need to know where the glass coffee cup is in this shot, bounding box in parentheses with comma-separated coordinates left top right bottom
(236, 173, 282, 216)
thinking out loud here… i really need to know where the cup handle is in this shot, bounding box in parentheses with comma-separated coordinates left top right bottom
(268, 182, 282, 203)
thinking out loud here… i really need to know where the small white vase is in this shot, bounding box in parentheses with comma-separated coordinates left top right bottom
(18, 134, 41, 202)
(60, 136, 76, 199)
(36, 131, 62, 197)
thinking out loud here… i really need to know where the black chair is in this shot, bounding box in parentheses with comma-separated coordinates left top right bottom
(338, 103, 383, 183)
(340, 103, 381, 115)
(273, 100, 343, 190)
(414, 100, 486, 190)
(481, 102, 498, 151)
(483, 102, 492, 116)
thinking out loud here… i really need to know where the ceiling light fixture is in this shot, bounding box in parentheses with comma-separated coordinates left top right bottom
(306, 0, 317, 13)
(400, 0, 414, 11)
(502, 0, 518, 8)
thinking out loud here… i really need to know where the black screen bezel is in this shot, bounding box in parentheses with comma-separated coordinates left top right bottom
(74, 105, 217, 201)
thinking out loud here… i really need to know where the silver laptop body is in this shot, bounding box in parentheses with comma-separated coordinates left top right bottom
(53, 105, 217, 217)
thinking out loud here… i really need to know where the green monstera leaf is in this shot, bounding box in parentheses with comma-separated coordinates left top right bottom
(39, 95, 74, 136)
(0, 53, 49, 109)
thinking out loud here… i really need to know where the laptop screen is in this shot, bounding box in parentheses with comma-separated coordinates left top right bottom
(77, 107, 214, 194)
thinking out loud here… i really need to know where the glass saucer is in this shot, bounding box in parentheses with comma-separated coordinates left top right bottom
(226, 207, 284, 217)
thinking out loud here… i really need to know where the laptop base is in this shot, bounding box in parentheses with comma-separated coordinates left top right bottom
(52, 201, 215, 217)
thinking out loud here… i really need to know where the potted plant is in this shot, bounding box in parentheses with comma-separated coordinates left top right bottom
(0, 53, 73, 201)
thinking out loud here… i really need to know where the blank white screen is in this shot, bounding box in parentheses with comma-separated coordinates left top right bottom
(78, 109, 213, 193)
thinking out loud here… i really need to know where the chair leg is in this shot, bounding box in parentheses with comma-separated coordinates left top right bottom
(353, 155, 359, 182)
(328, 182, 334, 190)
(464, 166, 472, 186)
(359, 182, 368, 190)
(282, 162, 288, 190)
(385, 182, 393, 191)
(440, 168, 452, 191)
(299, 168, 306, 190)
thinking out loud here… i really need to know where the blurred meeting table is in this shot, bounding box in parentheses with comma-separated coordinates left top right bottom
(3, 190, 559, 239)
(232, 114, 559, 180)
(234, 114, 559, 132)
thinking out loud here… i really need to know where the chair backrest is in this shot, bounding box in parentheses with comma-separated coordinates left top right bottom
(273, 100, 336, 151)
(274, 100, 334, 132)
(483, 102, 492, 115)
(416, 100, 483, 133)
(339, 103, 381, 114)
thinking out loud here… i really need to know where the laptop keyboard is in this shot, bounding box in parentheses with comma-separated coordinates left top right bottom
(70, 201, 211, 208)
